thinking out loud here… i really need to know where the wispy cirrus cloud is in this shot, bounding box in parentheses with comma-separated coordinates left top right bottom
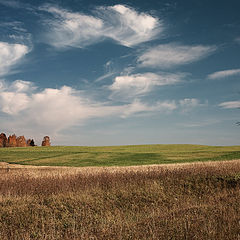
(40, 4, 162, 48)
(137, 43, 217, 69)
(0, 21, 32, 46)
(207, 69, 240, 80)
(219, 101, 240, 109)
(0, 42, 29, 76)
(109, 72, 185, 98)
(98, 5, 162, 47)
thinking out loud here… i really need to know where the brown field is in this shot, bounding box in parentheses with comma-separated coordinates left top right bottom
(0, 160, 240, 239)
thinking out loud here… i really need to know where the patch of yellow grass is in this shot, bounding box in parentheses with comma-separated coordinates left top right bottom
(0, 159, 239, 178)
(0, 159, 240, 239)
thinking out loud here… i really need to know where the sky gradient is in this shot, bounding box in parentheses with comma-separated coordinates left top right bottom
(0, 0, 240, 146)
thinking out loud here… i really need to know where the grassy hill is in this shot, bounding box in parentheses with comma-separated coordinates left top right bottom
(0, 144, 240, 167)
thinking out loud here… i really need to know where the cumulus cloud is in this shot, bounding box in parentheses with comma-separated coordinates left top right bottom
(40, 4, 162, 48)
(0, 80, 34, 114)
(0, 80, 177, 135)
(207, 69, 240, 80)
(138, 43, 217, 69)
(0, 42, 29, 76)
(0, 81, 117, 131)
(0, 92, 30, 115)
(10, 79, 35, 92)
(110, 72, 184, 97)
(219, 101, 240, 109)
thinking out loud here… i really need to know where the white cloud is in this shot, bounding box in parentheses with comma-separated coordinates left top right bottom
(207, 69, 240, 80)
(179, 98, 207, 112)
(0, 92, 30, 114)
(41, 6, 104, 48)
(0, 82, 118, 131)
(0, 80, 206, 144)
(99, 5, 162, 47)
(219, 101, 240, 109)
(0, 80, 34, 114)
(110, 72, 184, 97)
(0, 42, 29, 76)
(10, 80, 35, 92)
(138, 43, 217, 69)
(0, 80, 177, 135)
(41, 4, 162, 48)
(95, 72, 116, 82)
(122, 99, 177, 117)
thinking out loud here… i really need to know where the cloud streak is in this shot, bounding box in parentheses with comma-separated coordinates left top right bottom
(208, 69, 240, 80)
(138, 43, 217, 69)
(0, 42, 29, 76)
(219, 101, 240, 109)
(109, 72, 184, 97)
(40, 4, 162, 48)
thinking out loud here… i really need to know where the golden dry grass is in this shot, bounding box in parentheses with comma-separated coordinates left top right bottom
(0, 160, 240, 239)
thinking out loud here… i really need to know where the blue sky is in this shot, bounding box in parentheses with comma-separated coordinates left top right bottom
(0, 0, 240, 146)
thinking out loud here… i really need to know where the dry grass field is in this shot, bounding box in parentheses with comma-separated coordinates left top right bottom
(0, 160, 240, 239)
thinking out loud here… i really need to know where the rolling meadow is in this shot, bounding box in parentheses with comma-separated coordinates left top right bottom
(0, 144, 240, 167)
(0, 145, 240, 239)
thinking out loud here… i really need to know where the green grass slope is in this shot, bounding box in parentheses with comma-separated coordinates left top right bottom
(0, 144, 240, 167)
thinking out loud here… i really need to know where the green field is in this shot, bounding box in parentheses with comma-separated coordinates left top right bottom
(0, 144, 240, 167)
